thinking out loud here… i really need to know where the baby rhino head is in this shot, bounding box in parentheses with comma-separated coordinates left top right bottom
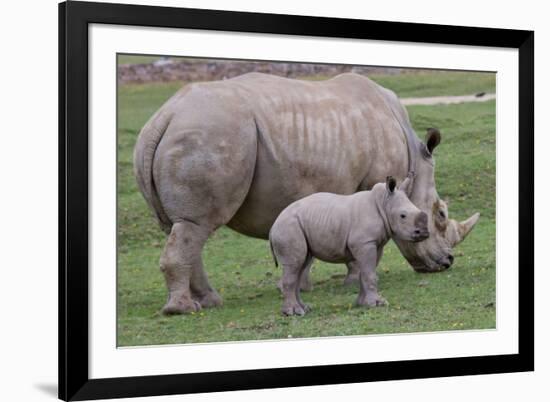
(385, 176, 429, 243)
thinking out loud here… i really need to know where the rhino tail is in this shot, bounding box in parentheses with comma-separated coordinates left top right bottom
(268, 233, 279, 268)
(133, 109, 173, 234)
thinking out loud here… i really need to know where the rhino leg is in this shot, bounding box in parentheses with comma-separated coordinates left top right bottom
(353, 244, 387, 308)
(344, 261, 360, 287)
(272, 225, 311, 316)
(280, 265, 301, 316)
(298, 259, 314, 292)
(160, 221, 205, 315)
(190, 259, 222, 309)
(277, 257, 314, 292)
(280, 262, 311, 316)
(160, 220, 224, 314)
(153, 117, 258, 314)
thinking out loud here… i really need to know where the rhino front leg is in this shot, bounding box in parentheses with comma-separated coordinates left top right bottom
(353, 244, 387, 307)
(160, 221, 210, 315)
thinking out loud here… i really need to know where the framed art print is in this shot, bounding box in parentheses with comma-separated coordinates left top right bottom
(59, 1, 534, 400)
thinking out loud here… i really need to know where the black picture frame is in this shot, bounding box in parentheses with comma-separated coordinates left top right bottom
(59, 1, 534, 400)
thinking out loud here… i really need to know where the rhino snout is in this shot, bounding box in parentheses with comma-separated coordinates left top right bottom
(412, 229, 429, 242)
(412, 212, 429, 241)
(439, 254, 454, 269)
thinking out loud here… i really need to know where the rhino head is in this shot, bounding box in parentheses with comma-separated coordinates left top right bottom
(393, 128, 480, 272)
(384, 175, 429, 243)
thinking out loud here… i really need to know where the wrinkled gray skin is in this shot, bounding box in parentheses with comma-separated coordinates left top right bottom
(134, 72, 480, 314)
(270, 176, 429, 316)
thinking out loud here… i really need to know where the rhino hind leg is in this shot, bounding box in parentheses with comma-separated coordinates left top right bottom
(343, 261, 360, 287)
(153, 119, 258, 314)
(280, 263, 309, 316)
(281, 246, 312, 316)
(277, 257, 314, 292)
(160, 221, 206, 315)
(190, 261, 223, 309)
(298, 259, 314, 292)
(295, 256, 312, 313)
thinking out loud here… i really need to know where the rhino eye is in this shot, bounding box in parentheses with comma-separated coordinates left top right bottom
(400, 213, 406, 219)
(439, 210, 446, 219)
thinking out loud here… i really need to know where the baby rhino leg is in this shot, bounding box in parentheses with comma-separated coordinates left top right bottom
(295, 255, 313, 313)
(344, 261, 360, 287)
(271, 223, 310, 316)
(280, 262, 309, 316)
(352, 244, 387, 308)
(298, 258, 314, 291)
(277, 257, 314, 292)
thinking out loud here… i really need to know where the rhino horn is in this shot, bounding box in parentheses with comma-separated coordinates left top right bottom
(449, 213, 480, 247)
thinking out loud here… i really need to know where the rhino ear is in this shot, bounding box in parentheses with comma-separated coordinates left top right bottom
(399, 172, 414, 196)
(386, 176, 397, 193)
(426, 128, 441, 154)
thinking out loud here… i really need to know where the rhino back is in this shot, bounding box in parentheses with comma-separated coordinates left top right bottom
(227, 73, 410, 237)
(277, 191, 382, 263)
(142, 73, 412, 238)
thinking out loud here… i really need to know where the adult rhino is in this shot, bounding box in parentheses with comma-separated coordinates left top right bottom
(134, 72, 479, 315)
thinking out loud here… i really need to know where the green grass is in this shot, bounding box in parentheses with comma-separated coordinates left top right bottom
(370, 70, 495, 98)
(303, 71, 495, 98)
(117, 72, 496, 346)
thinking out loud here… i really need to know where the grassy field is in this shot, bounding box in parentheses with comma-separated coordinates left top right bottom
(117, 71, 496, 346)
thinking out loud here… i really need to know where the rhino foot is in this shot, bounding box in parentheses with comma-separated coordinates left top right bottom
(196, 290, 223, 308)
(282, 303, 309, 316)
(162, 298, 201, 315)
(355, 294, 387, 308)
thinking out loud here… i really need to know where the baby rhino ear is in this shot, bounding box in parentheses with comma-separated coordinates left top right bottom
(386, 176, 397, 193)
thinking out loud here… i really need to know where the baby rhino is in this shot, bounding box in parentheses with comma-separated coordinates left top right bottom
(269, 175, 429, 316)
